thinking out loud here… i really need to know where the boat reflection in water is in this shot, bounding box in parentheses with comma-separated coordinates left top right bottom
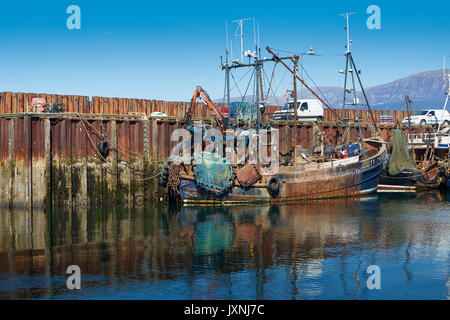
(0, 192, 449, 299)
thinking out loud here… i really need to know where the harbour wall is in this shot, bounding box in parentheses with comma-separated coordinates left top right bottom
(0, 91, 428, 210)
(0, 91, 409, 123)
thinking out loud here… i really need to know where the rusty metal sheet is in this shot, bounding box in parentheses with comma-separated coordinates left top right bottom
(0, 118, 8, 161)
(119, 98, 126, 115)
(71, 119, 85, 159)
(116, 120, 129, 160)
(236, 164, 262, 187)
(31, 118, 45, 159)
(13, 115, 26, 160)
(108, 97, 114, 114)
(4, 92, 12, 114)
(113, 98, 119, 114)
(0, 93, 4, 114)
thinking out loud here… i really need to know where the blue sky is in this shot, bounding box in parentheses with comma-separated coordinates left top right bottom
(0, 0, 449, 101)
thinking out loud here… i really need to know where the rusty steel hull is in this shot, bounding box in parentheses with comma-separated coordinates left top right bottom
(180, 145, 386, 204)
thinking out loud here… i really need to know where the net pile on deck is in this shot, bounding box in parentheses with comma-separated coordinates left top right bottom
(193, 152, 233, 196)
(160, 152, 234, 196)
(388, 129, 416, 176)
(235, 103, 258, 123)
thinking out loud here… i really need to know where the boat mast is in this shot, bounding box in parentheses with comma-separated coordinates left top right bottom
(339, 12, 354, 139)
(405, 95, 415, 160)
(255, 59, 261, 131)
(224, 21, 231, 108)
(437, 56, 450, 132)
(292, 56, 299, 147)
(221, 18, 268, 131)
(233, 18, 251, 64)
(266, 47, 372, 146)
(226, 21, 231, 108)
(339, 12, 379, 137)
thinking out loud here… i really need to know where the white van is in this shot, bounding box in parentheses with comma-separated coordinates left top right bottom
(402, 109, 450, 126)
(272, 99, 324, 122)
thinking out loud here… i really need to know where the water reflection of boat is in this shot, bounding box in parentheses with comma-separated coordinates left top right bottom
(1, 197, 449, 299)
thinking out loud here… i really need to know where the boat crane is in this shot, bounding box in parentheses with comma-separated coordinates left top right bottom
(183, 86, 228, 134)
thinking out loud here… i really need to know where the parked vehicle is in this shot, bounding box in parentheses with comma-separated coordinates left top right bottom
(272, 99, 324, 122)
(150, 112, 168, 120)
(401, 109, 450, 126)
(216, 105, 229, 117)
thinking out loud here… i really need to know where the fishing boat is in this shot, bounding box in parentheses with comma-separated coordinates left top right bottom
(378, 127, 447, 192)
(160, 16, 386, 204)
(378, 62, 450, 193)
(171, 139, 385, 204)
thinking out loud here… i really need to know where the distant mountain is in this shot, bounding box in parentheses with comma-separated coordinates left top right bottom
(215, 69, 449, 111)
(364, 69, 448, 110)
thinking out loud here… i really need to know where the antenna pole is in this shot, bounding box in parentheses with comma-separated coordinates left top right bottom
(339, 12, 355, 141)
(339, 12, 355, 53)
(341, 51, 349, 138)
(405, 95, 415, 160)
(253, 17, 256, 49)
(255, 62, 261, 131)
(240, 20, 244, 63)
(233, 18, 251, 63)
(292, 56, 299, 148)
(225, 21, 231, 108)
(226, 20, 229, 55)
(346, 14, 350, 53)
(437, 57, 450, 132)
(257, 21, 260, 57)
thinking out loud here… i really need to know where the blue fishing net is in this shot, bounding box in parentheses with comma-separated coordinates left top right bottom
(234, 103, 258, 122)
(193, 152, 233, 195)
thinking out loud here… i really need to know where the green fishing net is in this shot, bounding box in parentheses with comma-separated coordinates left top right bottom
(194, 152, 233, 195)
(388, 129, 416, 176)
(235, 103, 258, 122)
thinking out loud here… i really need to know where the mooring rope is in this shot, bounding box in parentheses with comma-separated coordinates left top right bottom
(75, 112, 142, 158)
(75, 112, 162, 181)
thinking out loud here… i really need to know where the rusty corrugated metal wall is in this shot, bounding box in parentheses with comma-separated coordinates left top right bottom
(0, 91, 215, 119)
(1, 91, 410, 124)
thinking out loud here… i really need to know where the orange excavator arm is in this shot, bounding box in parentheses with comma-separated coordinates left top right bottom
(184, 86, 226, 132)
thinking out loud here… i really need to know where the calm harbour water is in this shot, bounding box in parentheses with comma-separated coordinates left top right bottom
(0, 192, 449, 300)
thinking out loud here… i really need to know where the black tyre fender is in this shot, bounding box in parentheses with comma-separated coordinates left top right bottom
(267, 176, 280, 198)
(97, 140, 109, 159)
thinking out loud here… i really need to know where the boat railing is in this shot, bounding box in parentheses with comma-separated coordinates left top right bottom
(407, 132, 450, 148)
